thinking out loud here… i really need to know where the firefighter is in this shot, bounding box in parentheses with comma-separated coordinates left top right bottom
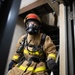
(7, 13, 57, 75)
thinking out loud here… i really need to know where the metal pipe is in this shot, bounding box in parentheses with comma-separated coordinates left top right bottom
(67, 5, 74, 75)
(59, 4, 68, 75)
(0, 0, 21, 75)
(73, 1, 75, 51)
(73, 1, 75, 74)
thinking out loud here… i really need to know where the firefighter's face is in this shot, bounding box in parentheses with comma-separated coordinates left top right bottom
(26, 20, 40, 35)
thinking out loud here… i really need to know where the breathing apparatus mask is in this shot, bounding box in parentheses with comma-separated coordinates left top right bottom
(24, 13, 42, 35)
(25, 20, 40, 35)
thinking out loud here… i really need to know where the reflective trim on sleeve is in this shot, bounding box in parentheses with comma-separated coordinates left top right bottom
(27, 67, 34, 71)
(12, 55, 19, 60)
(18, 65, 27, 71)
(48, 53, 56, 60)
(34, 66, 46, 73)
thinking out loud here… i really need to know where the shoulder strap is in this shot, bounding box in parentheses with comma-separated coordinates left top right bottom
(40, 33, 46, 46)
(39, 34, 46, 61)
(16, 34, 28, 54)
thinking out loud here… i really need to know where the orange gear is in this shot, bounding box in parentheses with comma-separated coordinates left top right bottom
(24, 13, 41, 23)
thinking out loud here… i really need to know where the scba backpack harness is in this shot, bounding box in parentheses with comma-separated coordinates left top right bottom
(16, 33, 46, 64)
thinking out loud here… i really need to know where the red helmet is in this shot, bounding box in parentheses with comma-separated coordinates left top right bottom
(24, 13, 41, 24)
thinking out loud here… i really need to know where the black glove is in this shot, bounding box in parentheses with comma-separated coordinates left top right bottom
(47, 59, 58, 73)
(8, 60, 16, 70)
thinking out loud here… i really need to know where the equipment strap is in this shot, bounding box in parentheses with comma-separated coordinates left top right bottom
(40, 34, 46, 47)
